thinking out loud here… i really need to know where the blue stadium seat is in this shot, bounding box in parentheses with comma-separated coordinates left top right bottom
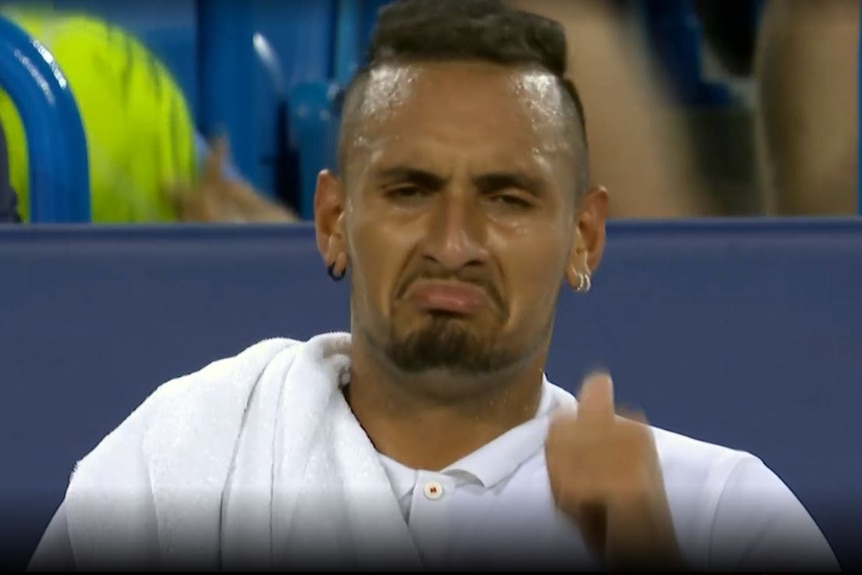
(244, 0, 339, 201)
(27, 0, 340, 205)
(0, 219, 860, 569)
(288, 81, 341, 219)
(285, 0, 390, 218)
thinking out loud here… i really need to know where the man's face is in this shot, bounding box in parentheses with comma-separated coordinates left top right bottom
(332, 61, 595, 378)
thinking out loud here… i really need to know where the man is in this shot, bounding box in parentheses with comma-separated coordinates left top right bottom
(29, 0, 838, 571)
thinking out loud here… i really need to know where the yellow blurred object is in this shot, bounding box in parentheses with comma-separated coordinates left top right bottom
(0, 9, 197, 222)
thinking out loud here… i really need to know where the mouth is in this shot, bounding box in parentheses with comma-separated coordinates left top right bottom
(405, 279, 494, 316)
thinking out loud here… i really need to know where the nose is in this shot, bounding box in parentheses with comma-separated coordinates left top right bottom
(422, 189, 489, 271)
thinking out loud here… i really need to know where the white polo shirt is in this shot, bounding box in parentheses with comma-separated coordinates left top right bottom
(31, 381, 840, 572)
(378, 382, 840, 572)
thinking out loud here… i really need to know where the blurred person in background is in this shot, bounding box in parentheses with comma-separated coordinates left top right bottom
(6, 2, 854, 223)
(516, 0, 862, 218)
(754, 0, 860, 216)
(506, 0, 716, 219)
(0, 8, 297, 225)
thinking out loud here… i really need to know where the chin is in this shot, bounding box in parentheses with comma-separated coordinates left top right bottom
(385, 315, 515, 376)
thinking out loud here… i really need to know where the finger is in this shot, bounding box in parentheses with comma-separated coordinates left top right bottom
(576, 371, 615, 425)
(209, 135, 230, 162)
(202, 135, 230, 181)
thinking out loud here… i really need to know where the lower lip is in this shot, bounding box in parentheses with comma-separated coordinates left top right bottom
(408, 284, 491, 314)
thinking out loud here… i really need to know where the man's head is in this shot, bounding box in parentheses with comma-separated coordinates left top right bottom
(315, 0, 608, 387)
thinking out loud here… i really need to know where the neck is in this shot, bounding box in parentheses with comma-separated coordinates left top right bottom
(346, 335, 547, 471)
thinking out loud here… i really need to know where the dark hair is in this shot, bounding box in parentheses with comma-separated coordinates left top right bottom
(338, 0, 590, 193)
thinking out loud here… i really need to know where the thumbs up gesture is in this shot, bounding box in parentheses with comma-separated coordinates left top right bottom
(545, 373, 684, 571)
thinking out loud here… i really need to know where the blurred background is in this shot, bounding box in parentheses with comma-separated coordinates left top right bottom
(0, 0, 858, 225)
(1, 0, 861, 571)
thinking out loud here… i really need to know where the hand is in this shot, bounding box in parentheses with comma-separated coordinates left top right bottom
(166, 137, 300, 223)
(545, 373, 684, 571)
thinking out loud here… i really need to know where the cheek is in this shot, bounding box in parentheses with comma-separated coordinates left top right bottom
(348, 213, 418, 317)
(496, 229, 568, 317)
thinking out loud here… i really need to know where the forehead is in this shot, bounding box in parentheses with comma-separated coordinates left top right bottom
(353, 61, 574, 165)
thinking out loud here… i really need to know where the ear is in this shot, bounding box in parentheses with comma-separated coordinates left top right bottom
(564, 186, 609, 290)
(314, 170, 347, 265)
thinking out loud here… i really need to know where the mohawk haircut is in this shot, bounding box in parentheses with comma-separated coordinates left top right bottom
(337, 0, 590, 195)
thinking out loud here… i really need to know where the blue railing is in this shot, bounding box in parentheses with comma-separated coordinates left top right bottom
(0, 16, 90, 223)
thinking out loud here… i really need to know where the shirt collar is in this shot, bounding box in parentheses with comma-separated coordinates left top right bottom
(379, 376, 569, 498)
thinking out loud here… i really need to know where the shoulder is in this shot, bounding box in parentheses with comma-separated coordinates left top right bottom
(649, 424, 791, 514)
(650, 426, 838, 571)
(144, 337, 302, 407)
(131, 337, 303, 425)
(70, 337, 304, 478)
(651, 425, 755, 485)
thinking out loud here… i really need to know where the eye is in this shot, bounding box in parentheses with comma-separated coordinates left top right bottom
(490, 194, 533, 209)
(385, 185, 429, 199)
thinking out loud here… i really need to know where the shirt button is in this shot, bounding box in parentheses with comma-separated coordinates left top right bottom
(423, 481, 444, 500)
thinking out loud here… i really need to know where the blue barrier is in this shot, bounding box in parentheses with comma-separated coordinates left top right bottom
(0, 16, 90, 223)
(0, 218, 860, 569)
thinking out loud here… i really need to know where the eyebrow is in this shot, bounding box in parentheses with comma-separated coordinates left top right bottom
(474, 172, 547, 198)
(374, 166, 547, 197)
(375, 167, 448, 191)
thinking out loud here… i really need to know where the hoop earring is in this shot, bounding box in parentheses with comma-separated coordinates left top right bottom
(327, 262, 346, 282)
(575, 272, 592, 294)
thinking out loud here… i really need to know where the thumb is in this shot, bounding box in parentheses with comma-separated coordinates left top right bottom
(576, 371, 615, 424)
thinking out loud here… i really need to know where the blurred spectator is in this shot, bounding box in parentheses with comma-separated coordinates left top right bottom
(188, 0, 717, 222)
(516, 0, 862, 218)
(506, 0, 716, 219)
(754, 0, 860, 215)
(0, 8, 297, 224)
(0, 127, 296, 224)
(6, 1, 857, 222)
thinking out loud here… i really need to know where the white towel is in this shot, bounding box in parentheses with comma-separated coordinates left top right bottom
(61, 332, 426, 572)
